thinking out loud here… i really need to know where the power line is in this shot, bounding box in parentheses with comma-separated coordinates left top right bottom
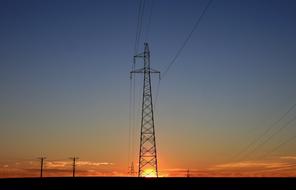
(238, 113, 296, 162)
(128, 63, 138, 173)
(134, 0, 146, 54)
(145, 0, 154, 42)
(134, 0, 142, 54)
(132, 60, 137, 163)
(257, 133, 296, 161)
(162, 0, 213, 78)
(128, 77, 133, 172)
(231, 103, 296, 162)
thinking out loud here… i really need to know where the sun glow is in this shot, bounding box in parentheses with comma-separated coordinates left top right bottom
(143, 169, 157, 177)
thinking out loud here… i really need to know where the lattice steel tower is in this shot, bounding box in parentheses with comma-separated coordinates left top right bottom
(131, 43, 160, 177)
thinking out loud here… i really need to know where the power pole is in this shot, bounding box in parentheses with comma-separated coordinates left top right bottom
(186, 169, 190, 178)
(69, 157, 79, 177)
(37, 157, 46, 178)
(131, 42, 160, 177)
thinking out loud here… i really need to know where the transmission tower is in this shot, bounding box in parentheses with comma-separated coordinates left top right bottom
(130, 42, 160, 177)
(129, 161, 135, 176)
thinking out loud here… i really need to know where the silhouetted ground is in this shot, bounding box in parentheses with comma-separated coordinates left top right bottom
(0, 177, 295, 190)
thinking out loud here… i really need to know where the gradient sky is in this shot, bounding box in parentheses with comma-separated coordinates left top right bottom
(1, 0, 296, 177)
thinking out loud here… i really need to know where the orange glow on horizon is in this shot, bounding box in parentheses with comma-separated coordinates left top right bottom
(142, 168, 157, 177)
(1, 158, 296, 178)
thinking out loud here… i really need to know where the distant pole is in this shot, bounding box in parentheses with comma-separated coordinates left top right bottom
(37, 157, 46, 178)
(129, 162, 135, 176)
(186, 169, 190, 178)
(69, 157, 79, 177)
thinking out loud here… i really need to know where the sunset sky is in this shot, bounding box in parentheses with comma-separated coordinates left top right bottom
(1, 0, 296, 177)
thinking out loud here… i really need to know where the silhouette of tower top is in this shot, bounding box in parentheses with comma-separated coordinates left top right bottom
(131, 42, 160, 177)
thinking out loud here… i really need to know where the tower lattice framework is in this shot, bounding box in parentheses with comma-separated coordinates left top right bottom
(131, 43, 160, 177)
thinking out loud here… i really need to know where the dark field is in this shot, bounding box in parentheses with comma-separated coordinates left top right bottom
(0, 177, 295, 190)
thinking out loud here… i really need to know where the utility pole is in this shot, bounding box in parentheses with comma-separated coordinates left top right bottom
(131, 42, 160, 177)
(69, 157, 79, 177)
(186, 169, 190, 178)
(37, 157, 46, 178)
